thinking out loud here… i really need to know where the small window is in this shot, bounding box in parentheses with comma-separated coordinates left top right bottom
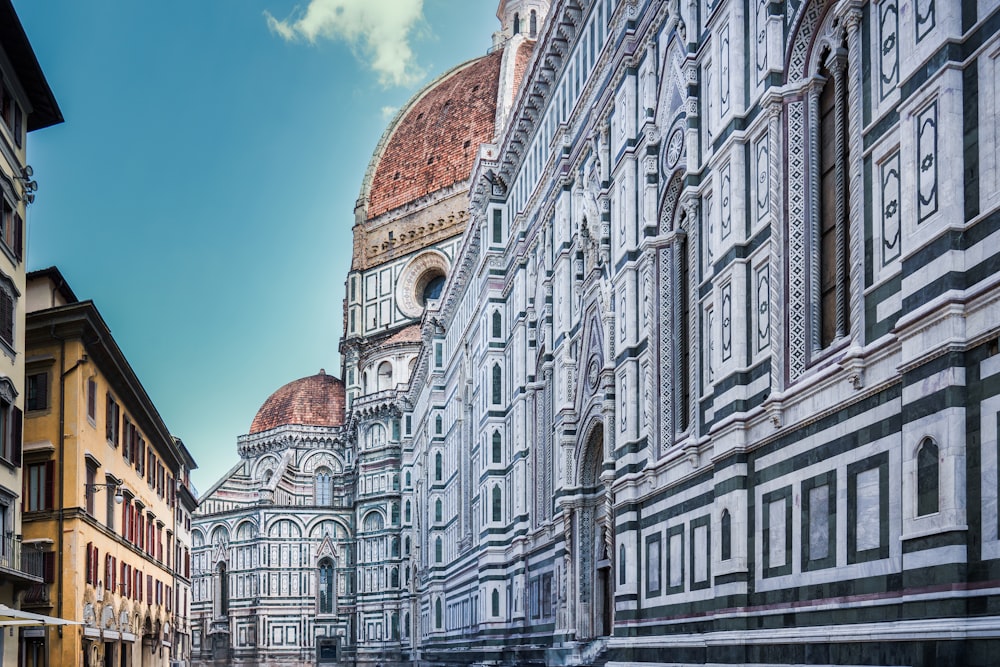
(721, 509, 732, 561)
(27, 372, 48, 411)
(492, 311, 502, 339)
(917, 439, 939, 516)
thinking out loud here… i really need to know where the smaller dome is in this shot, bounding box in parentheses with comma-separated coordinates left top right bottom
(250, 370, 346, 434)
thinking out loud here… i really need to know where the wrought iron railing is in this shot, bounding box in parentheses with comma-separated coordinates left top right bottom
(0, 534, 44, 580)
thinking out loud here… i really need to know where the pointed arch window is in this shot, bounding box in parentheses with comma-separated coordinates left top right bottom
(318, 557, 335, 614)
(491, 363, 502, 405)
(492, 430, 502, 464)
(314, 467, 332, 506)
(814, 45, 852, 350)
(917, 438, 939, 516)
(492, 484, 502, 523)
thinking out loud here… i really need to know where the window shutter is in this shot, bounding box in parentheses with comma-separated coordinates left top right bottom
(42, 552, 55, 583)
(11, 406, 21, 466)
(44, 460, 54, 510)
(13, 212, 22, 261)
(0, 291, 12, 345)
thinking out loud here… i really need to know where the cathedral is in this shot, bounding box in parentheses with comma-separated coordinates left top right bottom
(191, 0, 1000, 665)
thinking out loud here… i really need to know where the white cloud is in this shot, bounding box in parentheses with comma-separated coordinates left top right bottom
(264, 0, 426, 87)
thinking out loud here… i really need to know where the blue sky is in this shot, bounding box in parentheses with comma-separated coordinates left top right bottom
(13, 0, 499, 493)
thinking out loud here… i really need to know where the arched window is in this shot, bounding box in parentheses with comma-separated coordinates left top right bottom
(435, 597, 443, 628)
(721, 509, 732, 561)
(314, 467, 332, 506)
(491, 588, 500, 617)
(618, 543, 627, 585)
(404, 500, 411, 523)
(917, 438, 939, 516)
(492, 363, 502, 404)
(435, 536, 443, 563)
(492, 311, 502, 339)
(435, 498, 443, 523)
(513, 12, 520, 35)
(390, 566, 399, 588)
(435, 452, 443, 481)
(817, 50, 851, 349)
(391, 503, 400, 525)
(217, 562, 229, 616)
(529, 10, 537, 37)
(318, 558, 335, 614)
(492, 485, 502, 523)
(363, 512, 384, 532)
(492, 430, 502, 464)
(377, 361, 393, 391)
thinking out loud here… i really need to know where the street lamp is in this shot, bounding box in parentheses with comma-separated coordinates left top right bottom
(84, 483, 124, 504)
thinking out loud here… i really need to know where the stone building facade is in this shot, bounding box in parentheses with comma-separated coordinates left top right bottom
(194, 0, 1000, 665)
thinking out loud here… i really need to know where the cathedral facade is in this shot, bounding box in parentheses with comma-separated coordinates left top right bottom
(192, 0, 1000, 665)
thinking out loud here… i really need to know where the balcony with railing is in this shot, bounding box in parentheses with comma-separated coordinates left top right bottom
(0, 535, 44, 585)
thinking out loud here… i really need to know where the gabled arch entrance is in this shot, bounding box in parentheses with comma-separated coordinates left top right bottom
(574, 421, 613, 640)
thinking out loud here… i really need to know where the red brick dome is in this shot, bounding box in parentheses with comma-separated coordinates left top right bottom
(249, 370, 346, 434)
(363, 50, 503, 220)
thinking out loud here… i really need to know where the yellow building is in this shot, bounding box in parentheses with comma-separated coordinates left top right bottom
(0, 3, 63, 666)
(23, 268, 195, 667)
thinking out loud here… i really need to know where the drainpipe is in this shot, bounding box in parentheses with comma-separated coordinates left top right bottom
(55, 327, 87, 634)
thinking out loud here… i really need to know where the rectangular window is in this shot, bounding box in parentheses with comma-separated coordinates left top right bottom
(492, 208, 503, 244)
(27, 372, 48, 411)
(26, 461, 52, 511)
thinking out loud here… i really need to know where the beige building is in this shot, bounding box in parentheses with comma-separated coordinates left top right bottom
(0, 2, 62, 666)
(23, 268, 195, 667)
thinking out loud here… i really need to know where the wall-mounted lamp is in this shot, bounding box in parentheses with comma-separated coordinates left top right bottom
(15, 165, 38, 204)
(84, 483, 124, 504)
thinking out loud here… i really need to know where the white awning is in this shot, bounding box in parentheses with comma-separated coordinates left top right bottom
(0, 605, 80, 627)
